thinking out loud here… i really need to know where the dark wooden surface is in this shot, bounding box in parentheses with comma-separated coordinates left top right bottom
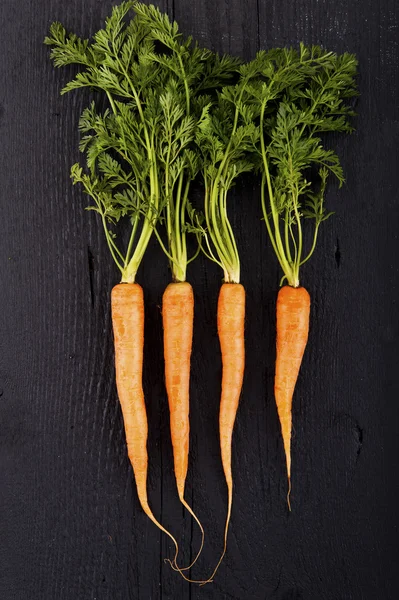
(1, 1, 398, 598)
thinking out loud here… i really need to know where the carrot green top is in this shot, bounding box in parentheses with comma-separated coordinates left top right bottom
(45, 1, 239, 284)
(45, 2, 167, 283)
(249, 45, 358, 287)
(195, 60, 262, 284)
(131, 3, 239, 282)
(46, 1, 357, 287)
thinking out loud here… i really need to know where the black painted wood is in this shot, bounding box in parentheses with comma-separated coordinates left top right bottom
(0, 1, 398, 598)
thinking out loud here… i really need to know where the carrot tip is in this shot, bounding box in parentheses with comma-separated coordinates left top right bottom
(164, 558, 177, 569)
(165, 558, 211, 585)
(287, 477, 292, 512)
(199, 580, 213, 587)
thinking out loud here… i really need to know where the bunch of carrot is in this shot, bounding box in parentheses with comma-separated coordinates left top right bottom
(46, 0, 357, 584)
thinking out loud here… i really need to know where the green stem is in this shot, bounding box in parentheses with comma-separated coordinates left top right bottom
(260, 103, 294, 285)
(104, 90, 143, 271)
(147, 48, 191, 282)
(124, 217, 139, 268)
(122, 145, 159, 282)
(109, 234, 126, 264)
(300, 222, 320, 266)
(260, 178, 289, 277)
(170, 174, 186, 283)
(292, 188, 302, 286)
(101, 214, 124, 273)
(153, 228, 178, 265)
(201, 235, 224, 270)
(174, 174, 184, 264)
(122, 217, 152, 283)
(106, 91, 117, 115)
(165, 128, 173, 263)
(205, 82, 249, 282)
(180, 178, 190, 262)
(220, 188, 240, 282)
(203, 179, 230, 276)
(177, 53, 190, 114)
(289, 220, 298, 264)
(284, 209, 293, 263)
(209, 182, 232, 269)
(187, 235, 202, 265)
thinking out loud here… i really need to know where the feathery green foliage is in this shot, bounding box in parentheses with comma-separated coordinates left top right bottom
(45, 1, 239, 282)
(198, 44, 357, 285)
(248, 45, 358, 286)
(132, 2, 238, 281)
(45, 2, 357, 286)
(45, 2, 166, 282)
(195, 57, 264, 283)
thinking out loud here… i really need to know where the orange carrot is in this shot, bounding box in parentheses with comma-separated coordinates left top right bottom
(162, 281, 205, 570)
(111, 283, 183, 567)
(257, 50, 357, 504)
(163, 282, 193, 499)
(203, 282, 245, 583)
(275, 285, 310, 505)
(199, 93, 249, 577)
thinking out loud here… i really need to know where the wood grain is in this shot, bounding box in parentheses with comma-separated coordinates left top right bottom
(0, 0, 398, 598)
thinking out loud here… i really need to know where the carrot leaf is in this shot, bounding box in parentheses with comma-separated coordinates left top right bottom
(254, 48, 358, 286)
(131, 2, 238, 282)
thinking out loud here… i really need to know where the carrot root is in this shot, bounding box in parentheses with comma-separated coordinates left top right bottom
(202, 282, 245, 584)
(275, 285, 310, 502)
(287, 477, 292, 512)
(162, 282, 205, 575)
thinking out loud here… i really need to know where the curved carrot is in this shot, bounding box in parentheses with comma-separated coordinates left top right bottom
(275, 285, 310, 506)
(203, 282, 245, 583)
(162, 282, 205, 571)
(111, 283, 183, 568)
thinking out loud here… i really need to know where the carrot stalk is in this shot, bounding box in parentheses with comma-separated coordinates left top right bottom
(162, 282, 205, 571)
(202, 282, 245, 584)
(275, 285, 310, 502)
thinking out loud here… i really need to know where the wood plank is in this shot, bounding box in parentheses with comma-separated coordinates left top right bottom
(173, 0, 259, 57)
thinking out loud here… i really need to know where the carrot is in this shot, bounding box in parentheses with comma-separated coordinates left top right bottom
(196, 59, 254, 580)
(208, 282, 245, 580)
(255, 48, 357, 503)
(275, 285, 310, 505)
(162, 282, 205, 567)
(111, 283, 181, 566)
